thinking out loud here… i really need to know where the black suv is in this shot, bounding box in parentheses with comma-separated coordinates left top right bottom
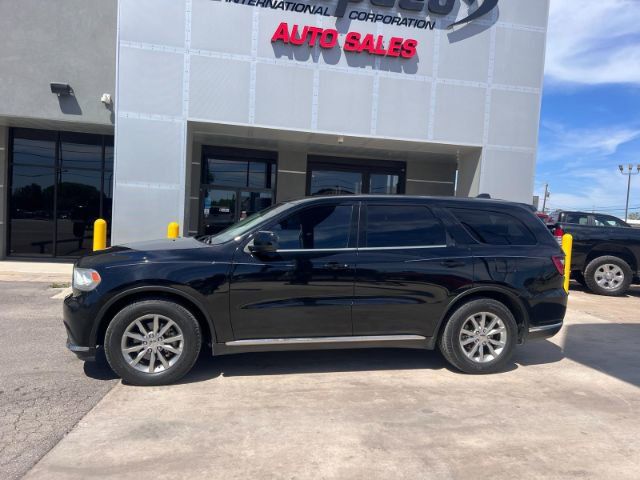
(64, 196, 567, 385)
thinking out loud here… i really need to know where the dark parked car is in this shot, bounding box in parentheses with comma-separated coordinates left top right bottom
(547, 210, 640, 296)
(64, 196, 567, 385)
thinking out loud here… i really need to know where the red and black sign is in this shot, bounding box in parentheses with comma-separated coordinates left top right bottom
(271, 22, 418, 58)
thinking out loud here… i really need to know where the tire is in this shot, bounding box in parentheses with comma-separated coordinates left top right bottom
(104, 299, 201, 386)
(583, 256, 632, 297)
(438, 298, 517, 374)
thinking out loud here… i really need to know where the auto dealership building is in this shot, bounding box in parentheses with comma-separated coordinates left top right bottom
(0, 0, 550, 259)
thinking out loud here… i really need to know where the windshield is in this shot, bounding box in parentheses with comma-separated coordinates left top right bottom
(198, 202, 291, 245)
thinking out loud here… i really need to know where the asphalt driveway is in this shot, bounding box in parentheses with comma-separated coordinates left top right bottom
(0, 281, 117, 480)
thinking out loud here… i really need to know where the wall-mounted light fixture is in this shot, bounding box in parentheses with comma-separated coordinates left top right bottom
(50, 83, 73, 96)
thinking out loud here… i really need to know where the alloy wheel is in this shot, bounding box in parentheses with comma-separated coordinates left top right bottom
(594, 264, 624, 291)
(459, 312, 507, 363)
(120, 314, 184, 374)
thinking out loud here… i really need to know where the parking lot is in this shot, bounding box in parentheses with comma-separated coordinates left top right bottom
(2, 281, 639, 479)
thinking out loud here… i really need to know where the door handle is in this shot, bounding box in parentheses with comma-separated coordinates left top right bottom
(440, 259, 465, 268)
(324, 262, 350, 270)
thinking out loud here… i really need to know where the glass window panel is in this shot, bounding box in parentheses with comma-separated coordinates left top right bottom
(12, 129, 57, 167)
(104, 137, 114, 171)
(103, 170, 114, 246)
(451, 208, 536, 246)
(205, 158, 248, 187)
(60, 132, 103, 170)
(203, 189, 236, 234)
(55, 169, 102, 257)
(248, 161, 267, 188)
(9, 165, 55, 255)
(370, 174, 399, 194)
(240, 191, 273, 219)
(366, 206, 446, 248)
(310, 170, 363, 195)
(272, 205, 352, 249)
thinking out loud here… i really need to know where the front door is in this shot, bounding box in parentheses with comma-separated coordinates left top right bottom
(229, 201, 357, 339)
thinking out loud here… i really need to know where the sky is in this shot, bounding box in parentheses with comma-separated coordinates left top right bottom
(534, 0, 640, 218)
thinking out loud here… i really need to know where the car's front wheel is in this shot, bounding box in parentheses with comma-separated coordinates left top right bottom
(439, 298, 517, 374)
(104, 299, 201, 386)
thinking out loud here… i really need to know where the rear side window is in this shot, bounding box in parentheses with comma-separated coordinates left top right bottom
(365, 205, 446, 248)
(450, 208, 536, 246)
(564, 212, 589, 225)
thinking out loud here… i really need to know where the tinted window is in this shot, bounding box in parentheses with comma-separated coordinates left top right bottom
(564, 212, 589, 225)
(365, 205, 446, 248)
(272, 205, 352, 250)
(593, 215, 627, 227)
(451, 208, 536, 245)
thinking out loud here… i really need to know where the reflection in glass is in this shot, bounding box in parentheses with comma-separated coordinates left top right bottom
(203, 189, 236, 234)
(9, 165, 56, 255)
(56, 169, 102, 257)
(248, 162, 267, 188)
(240, 191, 273, 219)
(61, 132, 103, 169)
(370, 174, 399, 194)
(12, 129, 57, 167)
(205, 159, 248, 187)
(310, 170, 363, 195)
(273, 205, 352, 249)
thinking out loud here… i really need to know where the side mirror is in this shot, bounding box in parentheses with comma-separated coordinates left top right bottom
(249, 231, 279, 254)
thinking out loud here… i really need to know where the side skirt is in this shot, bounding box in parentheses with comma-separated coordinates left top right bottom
(212, 334, 437, 356)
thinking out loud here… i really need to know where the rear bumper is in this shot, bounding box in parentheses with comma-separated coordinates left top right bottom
(527, 321, 563, 341)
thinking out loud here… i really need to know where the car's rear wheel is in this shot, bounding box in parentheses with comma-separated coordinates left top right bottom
(439, 298, 517, 374)
(584, 256, 632, 297)
(104, 299, 201, 386)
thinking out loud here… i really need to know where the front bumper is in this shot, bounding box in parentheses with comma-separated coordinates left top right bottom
(66, 338, 96, 361)
(527, 321, 563, 341)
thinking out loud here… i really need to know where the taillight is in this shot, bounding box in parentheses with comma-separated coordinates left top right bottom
(552, 255, 565, 275)
(553, 226, 564, 245)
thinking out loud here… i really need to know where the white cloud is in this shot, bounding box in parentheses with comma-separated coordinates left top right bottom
(538, 122, 640, 162)
(545, 0, 640, 85)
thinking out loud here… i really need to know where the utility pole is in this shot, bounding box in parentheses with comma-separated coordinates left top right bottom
(618, 164, 640, 221)
(541, 183, 550, 213)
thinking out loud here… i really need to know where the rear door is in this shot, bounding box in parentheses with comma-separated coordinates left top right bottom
(352, 202, 474, 338)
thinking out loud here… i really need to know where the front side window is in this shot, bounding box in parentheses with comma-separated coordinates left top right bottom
(451, 208, 536, 246)
(365, 205, 446, 248)
(271, 205, 353, 250)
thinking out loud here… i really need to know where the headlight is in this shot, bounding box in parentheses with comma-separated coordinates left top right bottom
(73, 268, 101, 292)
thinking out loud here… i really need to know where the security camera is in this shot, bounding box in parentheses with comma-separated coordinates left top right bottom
(50, 83, 72, 96)
(100, 93, 112, 106)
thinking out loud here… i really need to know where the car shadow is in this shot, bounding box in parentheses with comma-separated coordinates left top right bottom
(570, 280, 640, 298)
(175, 344, 546, 385)
(83, 348, 119, 381)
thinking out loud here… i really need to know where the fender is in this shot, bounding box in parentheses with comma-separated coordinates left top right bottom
(89, 285, 218, 346)
(433, 285, 530, 339)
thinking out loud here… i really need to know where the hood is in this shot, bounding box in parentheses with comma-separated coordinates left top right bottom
(76, 236, 235, 269)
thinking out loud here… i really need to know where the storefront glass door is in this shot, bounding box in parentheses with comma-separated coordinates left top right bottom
(200, 147, 277, 234)
(307, 157, 405, 196)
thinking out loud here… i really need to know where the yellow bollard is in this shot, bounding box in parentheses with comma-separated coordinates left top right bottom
(561, 233, 573, 293)
(93, 219, 107, 251)
(167, 222, 180, 239)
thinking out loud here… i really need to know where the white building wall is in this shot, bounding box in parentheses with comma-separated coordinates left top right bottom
(113, 0, 549, 243)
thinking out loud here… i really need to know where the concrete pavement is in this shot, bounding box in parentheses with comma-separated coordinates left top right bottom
(22, 286, 640, 480)
(0, 261, 73, 283)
